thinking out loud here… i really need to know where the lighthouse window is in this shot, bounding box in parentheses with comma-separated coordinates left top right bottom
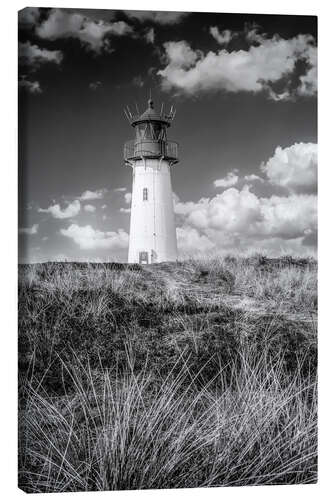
(143, 187, 148, 201)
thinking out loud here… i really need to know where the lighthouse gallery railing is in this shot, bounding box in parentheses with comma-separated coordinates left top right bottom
(124, 140, 179, 162)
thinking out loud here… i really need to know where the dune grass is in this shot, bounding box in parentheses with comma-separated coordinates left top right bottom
(18, 256, 317, 492)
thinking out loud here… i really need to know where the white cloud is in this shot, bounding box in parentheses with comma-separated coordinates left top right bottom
(174, 143, 315, 254)
(60, 224, 129, 250)
(19, 77, 42, 94)
(101, 204, 107, 209)
(38, 200, 81, 219)
(19, 78, 42, 94)
(120, 207, 131, 214)
(175, 198, 209, 217)
(186, 186, 315, 239)
(210, 27, 234, 45)
(243, 174, 264, 182)
(79, 189, 106, 200)
(18, 7, 41, 27)
(209, 24, 267, 47)
(19, 41, 63, 69)
(245, 26, 266, 44)
(266, 89, 292, 102)
(175, 181, 317, 255)
(36, 9, 133, 53)
(158, 34, 317, 99)
(145, 27, 155, 44)
(89, 80, 102, 90)
(256, 193, 317, 240)
(125, 11, 188, 25)
(19, 224, 39, 235)
(262, 143, 317, 194)
(161, 41, 199, 69)
(298, 45, 317, 97)
(124, 192, 132, 204)
(214, 171, 239, 188)
(84, 204, 96, 213)
(176, 187, 261, 234)
(176, 226, 215, 254)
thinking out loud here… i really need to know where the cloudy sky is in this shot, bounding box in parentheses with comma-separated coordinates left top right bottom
(18, 7, 317, 262)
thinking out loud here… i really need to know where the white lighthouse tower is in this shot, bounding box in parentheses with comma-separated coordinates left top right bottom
(124, 99, 178, 264)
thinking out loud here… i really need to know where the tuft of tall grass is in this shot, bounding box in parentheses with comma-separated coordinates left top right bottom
(221, 255, 317, 312)
(18, 350, 317, 493)
(18, 257, 317, 492)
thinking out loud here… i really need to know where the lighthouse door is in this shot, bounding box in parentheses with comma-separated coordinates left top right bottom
(139, 251, 149, 264)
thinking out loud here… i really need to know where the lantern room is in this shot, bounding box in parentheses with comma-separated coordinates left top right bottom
(124, 99, 179, 164)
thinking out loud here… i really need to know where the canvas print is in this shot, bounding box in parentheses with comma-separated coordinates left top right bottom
(18, 7, 317, 493)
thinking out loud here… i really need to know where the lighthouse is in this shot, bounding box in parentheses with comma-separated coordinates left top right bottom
(124, 99, 178, 264)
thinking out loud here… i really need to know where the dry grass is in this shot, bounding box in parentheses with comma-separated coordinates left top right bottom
(18, 256, 317, 492)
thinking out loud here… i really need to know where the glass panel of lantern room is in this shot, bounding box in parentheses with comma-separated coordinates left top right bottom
(151, 122, 162, 139)
(135, 122, 166, 141)
(146, 123, 163, 140)
(135, 124, 146, 140)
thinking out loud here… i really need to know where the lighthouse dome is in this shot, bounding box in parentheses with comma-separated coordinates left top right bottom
(131, 99, 170, 126)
